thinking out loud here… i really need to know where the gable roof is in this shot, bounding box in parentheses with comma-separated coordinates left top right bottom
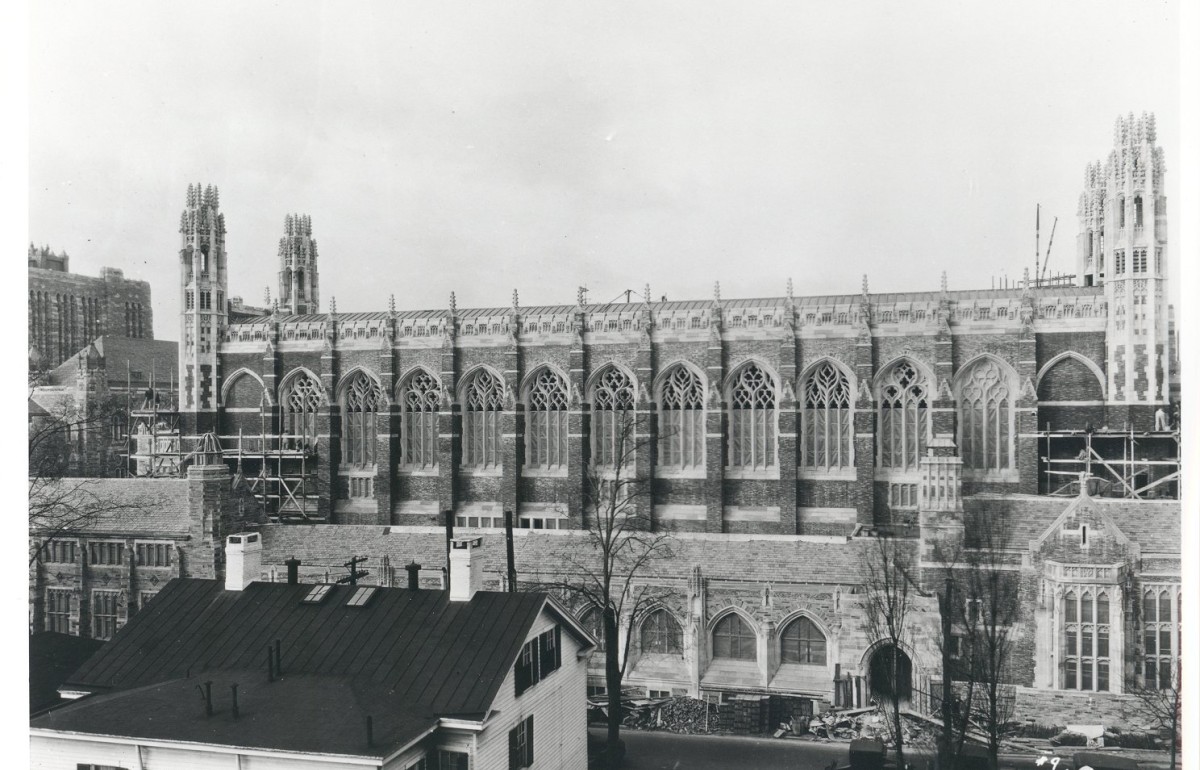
(37, 579, 556, 756)
(48, 336, 177, 389)
(29, 478, 192, 537)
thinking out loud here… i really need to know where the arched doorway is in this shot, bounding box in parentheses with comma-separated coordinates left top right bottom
(868, 643, 913, 703)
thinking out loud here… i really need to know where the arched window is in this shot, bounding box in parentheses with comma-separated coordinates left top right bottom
(780, 616, 827, 665)
(526, 368, 569, 470)
(462, 369, 504, 469)
(712, 614, 756, 661)
(877, 361, 929, 471)
(801, 363, 851, 469)
(591, 366, 635, 467)
(729, 363, 776, 469)
(399, 370, 440, 469)
(341, 372, 383, 467)
(282, 372, 322, 448)
(659, 366, 705, 470)
(640, 610, 682, 655)
(580, 606, 605, 651)
(957, 359, 1013, 472)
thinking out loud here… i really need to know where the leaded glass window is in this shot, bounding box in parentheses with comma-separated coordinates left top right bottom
(712, 613, 757, 661)
(659, 366, 705, 470)
(729, 363, 776, 469)
(400, 370, 441, 469)
(878, 361, 929, 470)
(342, 372, 383, 466)
(462, 369, 504, 469)
(780, 616, 827, 665)
(526, 369, 569, 470)
(1062, 589, 1110, 691)
(1144, 585, 1180, 690)
(580, 606, 605, 651)
(801, 363, 851, 469)
(957, 359, 1013, 471)
(640, 609, 682, 655)
(591, 366, 635, 467)
(282, 372, 323, 448)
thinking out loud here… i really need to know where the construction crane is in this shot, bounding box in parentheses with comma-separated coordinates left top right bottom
(1033, 203, 1060, 287)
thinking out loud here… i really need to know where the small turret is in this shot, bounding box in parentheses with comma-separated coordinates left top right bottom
(278, 213, 320, 314)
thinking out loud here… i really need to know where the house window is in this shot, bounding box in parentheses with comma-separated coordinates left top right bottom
(591, 366, 635, 467)
(436, 751, 469, 770)
(43, 540, 76, 564)
(712, 614, 757, 661)
(399, 370, 440, 469)
(404, 755, 429, 770)
(462, 369, 504, 469)
(46, 589, 71, 633)
(135, 542, 173, 567)
(282, 372, 322, 448)
(658, 366, 705, 470)
(88, 542, 125, 566)
(508, 715, 534, 769)
(781, 616, 827, 665)
(878, 361, 929, 471)
(92, 590, 120, 640)
(342, 372, 383, 467)
(801, 363, 851, 469)
(514, 626, 562, 696)
(640, 609, 682, 655)
(526, 369, 569, 470)
(1143, 585, 1180, 690)
(957, 359, 1013, 472)
(728, 363, 776, 470)
(1061, 589, 1110, 691)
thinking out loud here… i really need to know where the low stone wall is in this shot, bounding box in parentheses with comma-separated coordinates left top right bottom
(1011, 687, 1153, 730)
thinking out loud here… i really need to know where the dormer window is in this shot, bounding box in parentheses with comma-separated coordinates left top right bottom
(302, 584, 332, 604)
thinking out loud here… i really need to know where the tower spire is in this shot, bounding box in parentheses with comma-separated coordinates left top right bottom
(278, 213, 319, 314)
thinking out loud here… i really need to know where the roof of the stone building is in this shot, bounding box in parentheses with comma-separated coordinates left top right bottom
(29, 478, 192, 537)
(48, 336, 177, 389)
(963, 494, 1180, 555)
(229, 285, 1103, 325)
(260, 525, 896, 587)
(35, 578, 575, 757)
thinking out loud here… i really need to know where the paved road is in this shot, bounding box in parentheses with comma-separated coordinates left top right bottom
(595, 729, 852, 770)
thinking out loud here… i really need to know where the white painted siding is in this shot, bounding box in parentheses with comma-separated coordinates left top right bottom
(473, 610, 589, 770)
(31, 735, 378, 770)
(140, 745, 236, 769)
(242, 753, 374, 770)
(31, 735, 142, 770)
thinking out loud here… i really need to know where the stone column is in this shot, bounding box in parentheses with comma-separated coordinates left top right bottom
(438, 318, 459, 520)
(568, 311, 587, 529)
(705, 307, 726, 533)
(1016, 329, 1040, 494)
(635, 313, 656, 529)
(319, 339, 339, 523)
(375, 330, 396, 524)
(853, 323, 876, 527)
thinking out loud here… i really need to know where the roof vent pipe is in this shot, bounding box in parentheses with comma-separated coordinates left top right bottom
(231, 683, 239, 719)
(285, 557, 300, 585)
(405, 561, 421, 590)
(199, 681, 213, 717)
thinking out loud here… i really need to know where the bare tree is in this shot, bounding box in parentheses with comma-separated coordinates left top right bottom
(862, 534, 918, 770)
(1130, 660, 1180, 770)
(528, 411, 674, 768)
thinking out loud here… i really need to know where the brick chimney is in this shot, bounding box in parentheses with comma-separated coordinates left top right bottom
(225, 533, 262, 591)
(449, 537, 484, 602)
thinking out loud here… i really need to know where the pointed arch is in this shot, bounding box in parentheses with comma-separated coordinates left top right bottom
(523, 365, 570, 470)
(278, 366, 327, 404)
(656, 361, 707, 470)
(279, 368, 325, 448)
(459, 365, 506, 470)
(334, 366, 387, 407)
(778, 611, 829, 666)
(584, 361, 639, 405)
(397, 366, 442, 470)
(338, 368, 385, 467)
(639, 607, 683, 655)
(725, 359, 778, 470)
(220, 368, 272, 408)
(1035, 351, 1107, 401)
(798, 357, 855, 470)
(954, 354, 1017, 472)
(709, 607, 759, 662)
(588, 363, 637, 468)
(874, 357, 932, 471)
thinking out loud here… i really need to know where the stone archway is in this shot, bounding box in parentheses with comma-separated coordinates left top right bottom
(868, 643, 913, 703)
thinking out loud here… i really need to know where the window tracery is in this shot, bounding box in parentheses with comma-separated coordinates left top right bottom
(342, 372, 383, 466)
(462, 369, 504, 469)
(591, 367, 635, 467)
(801, 363, 851, 470)
(526, 369, 569, 470)
(712, 614, 756, 661)
(400, 370, 441, 469)
(957, 359, 1013, 472)
(780, 616, 827, 665)
(878, 361, 929, 470)
(282, 372, 322, 448)
(729, 364, 776, 470)
(640, 610, 682, 655)
(659, 366, 705, 470)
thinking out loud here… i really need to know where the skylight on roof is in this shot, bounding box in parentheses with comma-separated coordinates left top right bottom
(346, 586, 377, 607)
(302, 584, 333, 604)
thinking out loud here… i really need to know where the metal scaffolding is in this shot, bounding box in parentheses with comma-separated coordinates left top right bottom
(1039, 429, 1180, 499)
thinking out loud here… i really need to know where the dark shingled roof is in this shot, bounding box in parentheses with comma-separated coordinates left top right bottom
(963, 494, 1180, 554)
(36, 579, 556, 757)
(29, 478, 192, 537)
(49, 336, 178, 389)
(29, 632, 105, 714)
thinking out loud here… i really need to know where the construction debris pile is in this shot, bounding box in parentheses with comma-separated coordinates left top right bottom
(804, 707, 938, 747)
(612, 696, 721, 734)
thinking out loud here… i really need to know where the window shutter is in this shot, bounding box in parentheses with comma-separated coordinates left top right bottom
(514, 649, 528, 697)
(555, 625, 562, 669)
(526, 715, 534, 765)
(508, 724, 520, 769)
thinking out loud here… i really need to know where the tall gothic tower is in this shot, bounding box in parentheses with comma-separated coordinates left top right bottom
(1075, 112, 1169, 417)
(278, 214, 319, 314)
(178, 183, 227, 431)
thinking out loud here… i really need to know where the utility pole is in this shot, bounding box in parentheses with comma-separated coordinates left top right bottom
(338, 555, 370, 586)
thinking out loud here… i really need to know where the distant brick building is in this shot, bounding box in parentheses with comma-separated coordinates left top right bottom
(29, 244, 154, 370)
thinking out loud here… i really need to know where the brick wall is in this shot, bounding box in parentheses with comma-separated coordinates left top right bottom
(29, 267, 153, 369)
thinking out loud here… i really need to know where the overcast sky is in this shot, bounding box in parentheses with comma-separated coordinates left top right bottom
(29, 0, 1180, 339)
